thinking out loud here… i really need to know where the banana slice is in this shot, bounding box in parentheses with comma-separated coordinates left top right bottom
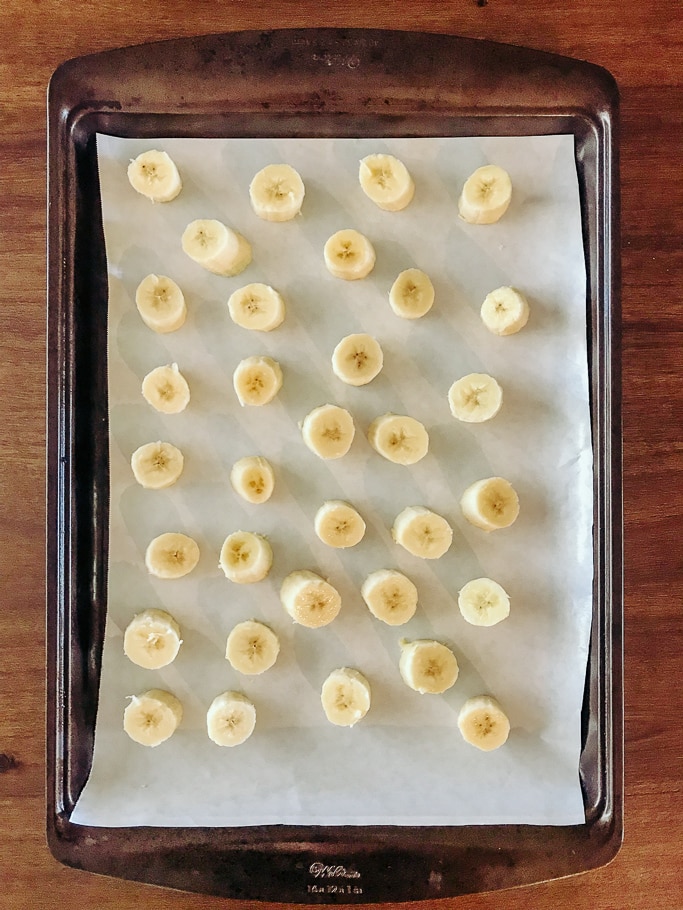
(227, 283, 285, 332)
(360, 569, 418, 626)
(480, 286, 530, 336)
(458, 577, 510, 626)
(181, 219, 252, 277)
(448, 373, 503, 423)
(399, 639, 459, 694)
(127, 150, 182, 203)
(392, 506, 453, 559)
(460, 477, 520, 531)
(321, 668, 372, 726)
(388, 268, 435, 319)
(301, 404, 355, 459)
(233, 355, 283, 406)
(314, 500, 366, 549)
(141, 363, 190, 414)
(225, 620, 280, 675)
(123, 608, 182, 669)
(458, 164, 512, 225)
(207, 691, 256, 746)
(457, 695, 510, 751)
(134, 274, 187, 333)
(123, 689, 182, 746)
(331, 333, 384, 386)
(219, 531, 273, 584)
(230, 455, 275, 504)
(131, 440, 184, 489)
(249, 163, 305, 222)
(323, 229, 376, 280)
(280, 570, 342, 628)
(145, 532, 200, 579)
(358, 153, 415, 212)
(367, 413, 429, 465)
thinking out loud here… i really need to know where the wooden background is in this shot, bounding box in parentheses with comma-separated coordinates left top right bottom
(1, 1, 681, 908)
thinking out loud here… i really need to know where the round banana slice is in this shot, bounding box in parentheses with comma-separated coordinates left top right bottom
(181, 218, 252, 277)
(460, 477, 520, 531)
(230, 455, 275, 504)
(399, 639, 459, 694)
(480, 286, 530, 336)
(392, 506, 453, 559)
(361, 569, 418, 626)
(280, 570, 342, 628)
(358, 153, 415, 212)
(448, 373, 503, 423)
(131, 440, 184, 489)
(458, 164, 512, 225)
(219, 531, 273, 584)
(323, 229, 376, 280)
(127, 150, 182, 203)
(123, 689, 182, 746)
(388, 268, 435, 319)
(458, 577, 510, 626)
(249, 163, 305, 222)
(314, 500, 366, 549)
(367, 413, 429, 465)
(135, 274, 187, 333)
(141, 363, 190, 414)
(123, 608, 182, 669)
(233, 355, 283, 406)
(321, 668, 372, 726)
(145, 532, 200, 579)
(207, 691, 256, 747)
(301, 404, 355, 459)
(331, 333, 384, 386)
(457, 695, 510, 751)
(225, 620, 280, 675)
(227, 283, 285, 332)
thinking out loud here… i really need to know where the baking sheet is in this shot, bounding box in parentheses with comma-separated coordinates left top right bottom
(71, 134, 592, 827)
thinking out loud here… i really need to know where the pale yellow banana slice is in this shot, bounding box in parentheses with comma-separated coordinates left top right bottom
(458, 577, 510, 626)
(280, 570, 342, 628)
(225, 620, 280, 675)
(367, 413, 429, 465)
(301, 404, 355, 459)
(181, 219, 252, 277)
(457, 695, 510, 751)
(207, 691, 256, 746)
(358, 153, 415, 212)
(219, 531, 273, 584)
(388, 268, 435, 319)
(227, 283, 285, 332)
(135, 274, 187, 333)
(230, 455, 275, 504)
(314, 500, 366, 549)
(480, 286, 530, 336)
(131, 440, 184, 489)
(141, 363, 190, 414)
(123, 689, 182, 746)
(392, 506, 453, 559)
(321, 668, 372, 726)
(458, 164, 512, 224)
(145, 532, 200, 579)
(123, 608, 182, 669)
(331, 333, 384, 386)
(399, 639, 459, 694)
(448, 373, 503, 423)
(127, 150, 182, 203)
(460, 477, 520, 531)
(323, 229, 376, 280)
(361, 569, 418, 626)
(249, 163, 305, 222)
(233, 355, 283, 406)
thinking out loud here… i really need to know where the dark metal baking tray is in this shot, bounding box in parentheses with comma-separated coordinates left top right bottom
(46, 28, 622, 903)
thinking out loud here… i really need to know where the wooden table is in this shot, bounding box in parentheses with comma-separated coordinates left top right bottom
(1, 2, 681, 908)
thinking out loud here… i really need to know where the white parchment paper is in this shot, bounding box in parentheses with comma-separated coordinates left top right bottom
(71, 134, 592, 827)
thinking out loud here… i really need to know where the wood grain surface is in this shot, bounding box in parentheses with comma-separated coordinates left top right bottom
(1, 2, 681, 908)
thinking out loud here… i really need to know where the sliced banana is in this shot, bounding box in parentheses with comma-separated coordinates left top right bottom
(233, 355, 283, 406)
(358, 153, 415, 212)
(230, 455, 275, 504)
(331, 333, 384, 386)
(448, 373, 503, 423)
(457, 695, 510, 751)
(207, 691, 256, 746)
(399, 639, 459, 694)
(458, 164, 512, 225)
(225, 620, 280, 675)
(392, 506, 453, 559)
(361, 569, 418, 626)
(141, 363, 190, 414)
(458, 577, 510, 626)
(181, 219, 252, 277)
(227, 283, 285, 332)
(145, 532, 200, 579)
(460, 476, 520, 531)
(480, 286, 530, 336)
(388, 268, 435, 319)
(280, 570, 342, 628)
(131, 440, 184, 489)
(367, 413, 429, 465)
(127, 150, 182, 203)
(314, 500, 366, 549)
(249, 163, 305, 222)
(219, 531, 273, 584)
(123, 689, 182, 746)
(134, 274, 187, 333)
(321, 668, 372, 726)
(323, 229, 376, 280)
(301, 404, 355, 459)
(123, 608, 182, 669)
